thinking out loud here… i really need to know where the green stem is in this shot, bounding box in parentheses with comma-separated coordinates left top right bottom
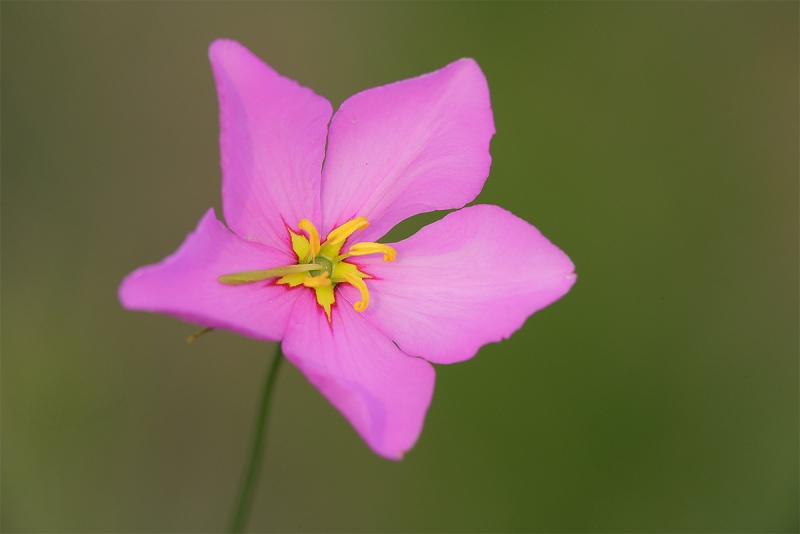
(228, 345, 284, 533)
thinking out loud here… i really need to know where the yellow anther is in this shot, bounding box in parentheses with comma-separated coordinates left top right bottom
(303, 271, 331, 288)
(343, 273, 370, 312)
(347, 242, 397, 262)
(326, 216, 369, 245)
(298, 218, 321, 258)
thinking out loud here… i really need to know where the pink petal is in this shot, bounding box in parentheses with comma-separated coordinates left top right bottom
(119, 208, 299, 341)
(350, 204, 576, 364)
(209, 39, 332, 246)
(282, 291, 436, 460)
(320, 58, 495, 242)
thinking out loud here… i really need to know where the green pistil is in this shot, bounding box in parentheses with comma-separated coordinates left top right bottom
(309, 256, 334, 278)
(219, 263, 321, 285)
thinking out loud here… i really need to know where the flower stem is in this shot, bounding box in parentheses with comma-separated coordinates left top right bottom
(228, 345, 284, 533)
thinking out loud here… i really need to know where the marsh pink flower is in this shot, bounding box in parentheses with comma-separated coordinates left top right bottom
(119, 39, 576, 459)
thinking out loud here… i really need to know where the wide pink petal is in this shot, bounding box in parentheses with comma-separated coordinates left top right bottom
(119, 208, 300, 341)
(282, 291, 436, 460)
(349, 204, 576, 364)
(320, 58, 495, 242)
(209, 39, 332, 246)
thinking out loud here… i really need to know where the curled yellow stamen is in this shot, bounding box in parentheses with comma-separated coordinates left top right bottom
(326, 216, 369, 245)
(298, 218, 321, 258)
(220, 263, 321, 285)
(343, 273, 369, 312)
(347, 242, 397, 262)
(303, 271, 332, 287)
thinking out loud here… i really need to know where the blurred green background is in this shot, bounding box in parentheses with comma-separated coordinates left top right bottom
(2, 2, 797, 532)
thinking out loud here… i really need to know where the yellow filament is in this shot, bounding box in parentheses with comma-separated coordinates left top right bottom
(298, 218, 321, 258)
(303, 272, 331, 288)
(326, 216, 369, 245)
(347, 242, 397, 262)
(343, 273, 370, 312)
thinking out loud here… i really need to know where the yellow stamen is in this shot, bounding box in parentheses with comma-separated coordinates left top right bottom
(303, 271, 332, 287)
(298, 218, 321, 258)
(222, 215, 390, 322)
(220, 264, 321, 285)
(343, 273, 370, 312)
(347, 242, 397, 262)
(325, 216, 369, 245)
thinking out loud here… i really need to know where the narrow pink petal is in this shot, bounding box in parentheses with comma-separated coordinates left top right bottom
(349, 205, 576, 364)
(209, 39, 332, 246)
(320, 59, 495, 242)
(282, 291, 436, 460)
(119, 208, 299, 341)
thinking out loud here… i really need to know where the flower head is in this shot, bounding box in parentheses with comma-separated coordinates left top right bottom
(119, 39, 576, 460)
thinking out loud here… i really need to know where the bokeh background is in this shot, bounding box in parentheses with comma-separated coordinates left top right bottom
(2, 2, 797, 532)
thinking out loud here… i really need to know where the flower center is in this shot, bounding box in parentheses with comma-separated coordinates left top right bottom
(218, 216, 396, 322)
(309, 256, 333, 278)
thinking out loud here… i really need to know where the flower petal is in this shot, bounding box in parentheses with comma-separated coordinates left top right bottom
(349, 204, 576, 364)
(119, 208, 299, 341)
(320, 58, 495, 242)
(282, 291, 436, 460)
(209, 39, 332, 246)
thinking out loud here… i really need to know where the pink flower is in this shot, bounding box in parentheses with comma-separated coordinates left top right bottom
(119, 39, 576, 460)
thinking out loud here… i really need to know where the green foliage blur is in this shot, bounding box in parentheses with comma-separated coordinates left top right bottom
(2, 2, 797, 532)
